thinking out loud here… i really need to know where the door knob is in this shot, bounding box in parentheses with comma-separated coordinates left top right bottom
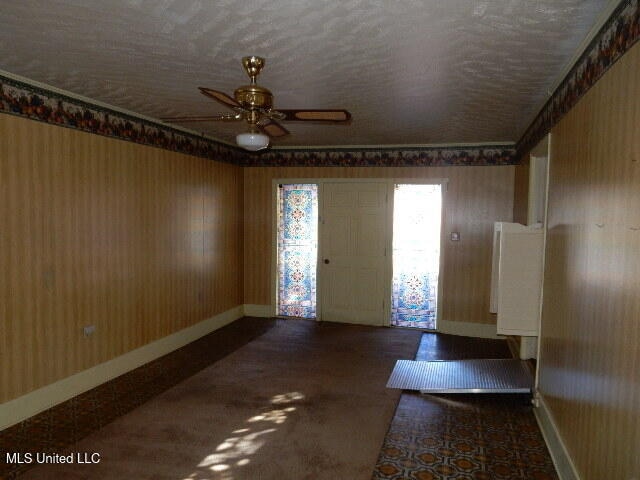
(324, 259, 330, 264)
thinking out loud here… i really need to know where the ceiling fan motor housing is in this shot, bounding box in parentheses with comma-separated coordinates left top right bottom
(234, 84, 273, 111)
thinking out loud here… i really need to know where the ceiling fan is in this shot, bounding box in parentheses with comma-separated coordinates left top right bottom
(161, 56, 351, 151)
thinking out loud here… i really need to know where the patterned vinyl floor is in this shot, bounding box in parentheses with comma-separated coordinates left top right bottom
(372, 334, 558, 480)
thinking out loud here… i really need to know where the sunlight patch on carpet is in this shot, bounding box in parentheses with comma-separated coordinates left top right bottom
(188, 392, 306, 479)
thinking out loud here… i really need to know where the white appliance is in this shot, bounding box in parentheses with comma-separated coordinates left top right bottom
(490, 222, 544, 339)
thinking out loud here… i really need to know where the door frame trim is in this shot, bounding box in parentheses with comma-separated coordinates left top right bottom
(271, 180, 323, 320)
(271, 178, 449, 328)
(391, 179, 448, 330)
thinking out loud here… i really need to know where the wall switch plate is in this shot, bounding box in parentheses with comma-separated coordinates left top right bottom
(451, 232, 460, 241)
(83, 325, 96, 337)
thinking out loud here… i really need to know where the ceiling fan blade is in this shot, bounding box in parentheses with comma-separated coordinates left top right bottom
(258, 118, 290, 138)
(160, 114, 241, 122)
(275, 109, 351, 123)
(198, 87, 241, 109)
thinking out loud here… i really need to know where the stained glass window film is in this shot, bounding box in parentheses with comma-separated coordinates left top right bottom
(391, 184, 442, 329)
(277, 184, 318, 318)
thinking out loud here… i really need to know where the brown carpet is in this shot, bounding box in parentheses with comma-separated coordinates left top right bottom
(19, 319, 421, 480)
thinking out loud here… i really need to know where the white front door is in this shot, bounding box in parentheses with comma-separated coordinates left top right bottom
(320, 182, 389, 326)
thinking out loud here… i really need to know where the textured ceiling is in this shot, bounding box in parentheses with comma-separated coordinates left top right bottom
(0, 0, 609, 147)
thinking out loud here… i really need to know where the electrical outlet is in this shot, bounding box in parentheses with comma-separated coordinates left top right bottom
(83, 325, 96, 337)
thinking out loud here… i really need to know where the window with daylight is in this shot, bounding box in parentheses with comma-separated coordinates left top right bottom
(277, 184, 318, 318)
(391, 184, 442, 329)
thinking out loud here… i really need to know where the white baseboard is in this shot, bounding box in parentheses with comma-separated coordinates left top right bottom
(0, 305, 244, 430)
(534, 394, 581, 480)
(243, 304, 274, 317)
(520, 336, 539, 359)
(438, 319, 500, 339)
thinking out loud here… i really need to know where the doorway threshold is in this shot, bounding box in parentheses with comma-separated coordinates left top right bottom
(386, 358, 533, 394)
(390, 324, 438, 333)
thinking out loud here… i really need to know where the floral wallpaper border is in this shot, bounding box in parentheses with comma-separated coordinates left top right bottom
(243, 146, 516, 167)
(516, 0, 640, 155)
(0, 74, 246, 164)
(1, 0, 638, 166)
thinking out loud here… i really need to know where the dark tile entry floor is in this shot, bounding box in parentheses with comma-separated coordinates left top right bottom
(372, 334, 558, 480)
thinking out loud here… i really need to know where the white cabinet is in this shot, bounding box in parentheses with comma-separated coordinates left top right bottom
(490, 222, 544, 336)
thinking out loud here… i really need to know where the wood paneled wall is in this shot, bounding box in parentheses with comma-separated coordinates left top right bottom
(514, 137, 548, 225)
(0, 115, 243, 403)
(513, 156, 530, 225)
(539, 43, 640, 479)
(243, 166, 514, 325)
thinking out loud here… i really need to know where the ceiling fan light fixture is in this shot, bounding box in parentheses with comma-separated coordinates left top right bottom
(236, 131, 269, 151)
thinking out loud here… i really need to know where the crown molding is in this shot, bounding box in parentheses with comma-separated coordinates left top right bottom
(271, 141, 516, 150)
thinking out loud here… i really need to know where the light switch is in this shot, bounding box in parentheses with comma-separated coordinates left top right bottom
(83, 325, 96, 337)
